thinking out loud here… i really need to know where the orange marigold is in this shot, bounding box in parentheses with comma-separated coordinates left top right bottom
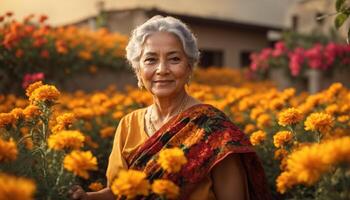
(278, 108, 303, 127)
(152, 179, 179, 199)
(0, 138, 18, 162)
(304, 112, 333, 133)
(29, 85, 60, 103)
(157, 148, 188, 173)
(249, 130, 266, 146)
(63, 150, 98, 179)
(273, 131, 293, 148)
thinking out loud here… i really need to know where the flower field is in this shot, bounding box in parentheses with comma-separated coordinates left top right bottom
(0, 77, 349, 199)
(1, 12, 350, 200)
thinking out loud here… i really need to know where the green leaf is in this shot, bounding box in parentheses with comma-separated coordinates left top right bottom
(336, 0, 346, 12)
(347, 27, 350, 44)
(334, 13, 349, 29)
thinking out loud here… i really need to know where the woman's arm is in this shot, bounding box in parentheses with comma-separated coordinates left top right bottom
(69, 186, 115, 200)
(211, 154, 248, 200)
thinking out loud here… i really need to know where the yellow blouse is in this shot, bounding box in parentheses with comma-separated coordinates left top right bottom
(106, 108, 216, 200)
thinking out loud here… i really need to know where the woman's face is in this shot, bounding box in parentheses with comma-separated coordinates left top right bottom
(138, 31, 191, 98)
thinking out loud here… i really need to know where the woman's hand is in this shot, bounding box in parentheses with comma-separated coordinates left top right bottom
(68, 185, 88, 200)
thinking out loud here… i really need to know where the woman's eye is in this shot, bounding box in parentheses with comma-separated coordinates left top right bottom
(169, 57, 180, 62)
(144, 58, 156, 64)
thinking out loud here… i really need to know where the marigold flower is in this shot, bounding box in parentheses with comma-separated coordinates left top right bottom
(276, 136, 350, 193)
(273, 131, 293, 148)
(29, 85, 60, 103)
(48, 130, 85, 150)
(157, 148, 188, 173)
(250, 107, 264, 120)
(244, 124, 256, 134)
(274, 148, 288, 160)
(151, 179, 180, 199)
(337, 115, 349, 123)
(276, 172, 296, 194)
(278, 108, 303, 127)
(111, 169, 150, 198)
(25, 81, 43, 97)
(0, 138, 18, 162)
(304, 112, 333, 133)
(0, 113, 15, 128)
(0, 173, 36, 200)
(100, 126, 115, 138)
(56, 113, 76, 127)
(23, 105, 41, 120)
(63, 150, 98, 179)
(88, 182, 103, 191)
(269, 98, 285, 111)
(10, 108, 24, 120)
(73, 107, 94, 119)
(249, 130, 267, 146)
(256, 114, 271, 129)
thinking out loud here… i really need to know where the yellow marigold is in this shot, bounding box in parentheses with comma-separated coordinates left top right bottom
(274, 148, 288, 160)
(111, 169, 150, 198)
(88, 182, 103, 192)
(23, 105, 41, 120)
(276, 136, 350, 193)
(151, 179, 180, 199)
(56, 113, 76, 127)
(325, 104, 339, 115)
(249, 130, 266, 146)
(0, 138, 18, 162)
(10, 108, 24, 120)
(48, 130, 85, 150)
(0, 113, 15, 128)
(25, 81, 43, 97)
(158, 148, 188, 173)
(281, 88, 296, 101)
(63, 150, 98, 179)
(337, 115, 349, 123)
(100, 126, 115, 138)
(29, 85, 60, 103)
(250, 107, 264, 120)
(269, 98, 285, 111)
(256, 114, 271, 129)
(304, 112, 333, 133)
(273, 131, 293, 148)
(276, 172, 296, 194)
(278, 108, 303, 127)
(73, 107, 94, 119)
(244, 124, 256, 134)
(112, 111, 124, 120)
(0, 173, 36, 200)
(51, 124, 65, 133)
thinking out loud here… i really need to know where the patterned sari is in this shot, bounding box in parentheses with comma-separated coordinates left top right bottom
(124, 104, 271, 200)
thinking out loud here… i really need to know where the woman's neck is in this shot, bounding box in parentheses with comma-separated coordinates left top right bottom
(152, 90, 188, 122)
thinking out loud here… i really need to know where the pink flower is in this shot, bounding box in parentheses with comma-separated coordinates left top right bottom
(272, 41, 286, 57)
(305, 43, 327, 70)
(288, 48, 304, 77)
(22, 72, 45, 89)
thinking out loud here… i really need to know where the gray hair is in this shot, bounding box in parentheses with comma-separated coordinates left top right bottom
(126, 15, 200, 72)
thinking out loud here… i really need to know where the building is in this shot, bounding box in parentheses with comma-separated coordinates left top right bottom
(71, 4, 286, 68)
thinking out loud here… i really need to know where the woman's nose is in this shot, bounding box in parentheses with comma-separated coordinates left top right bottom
(156, 60, 169, 75)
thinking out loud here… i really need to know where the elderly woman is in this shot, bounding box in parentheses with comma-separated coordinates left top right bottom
(70, 16, 271, 200)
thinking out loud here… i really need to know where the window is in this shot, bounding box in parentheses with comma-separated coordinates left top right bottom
(240, 51, 253, 68)
(199, 49, 224, 68)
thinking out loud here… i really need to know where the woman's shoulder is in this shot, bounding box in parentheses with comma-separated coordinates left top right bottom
(120, 107, 148, 124)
